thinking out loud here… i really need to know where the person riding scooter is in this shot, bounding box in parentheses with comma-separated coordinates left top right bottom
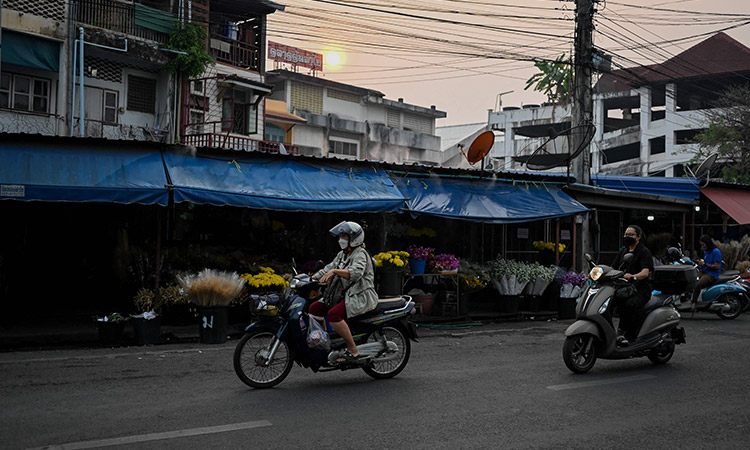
(610, 225, 654, 346)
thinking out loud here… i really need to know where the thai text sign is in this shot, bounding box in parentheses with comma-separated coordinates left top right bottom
(268, 42, 323, 71)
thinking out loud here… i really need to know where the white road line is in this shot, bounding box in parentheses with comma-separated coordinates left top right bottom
(547, 374, 656, 391)
(27, 420, 272, 450)
(0, 346, 233, 365)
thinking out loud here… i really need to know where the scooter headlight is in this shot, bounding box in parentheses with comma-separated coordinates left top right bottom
(589, 266, 604, 281)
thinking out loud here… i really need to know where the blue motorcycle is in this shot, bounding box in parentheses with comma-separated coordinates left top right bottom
(233, 271, 418, 389)
(666, 247, 747, 320)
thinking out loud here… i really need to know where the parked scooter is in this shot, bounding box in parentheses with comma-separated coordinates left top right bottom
(562, 254, 686, 374)
(732, 276, 750, 312)
(233, 265, 418, 389)
(665, 247, 746, 320)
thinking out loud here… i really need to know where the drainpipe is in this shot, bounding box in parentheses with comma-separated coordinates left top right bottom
(79, 27, 84, 136)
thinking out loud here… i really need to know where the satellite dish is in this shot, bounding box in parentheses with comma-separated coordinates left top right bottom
(463, 131, 495, 165)
(525, 123, 595, 171)
(686, 153, 718, 179)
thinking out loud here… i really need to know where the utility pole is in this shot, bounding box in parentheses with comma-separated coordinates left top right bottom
(571, 0, 595, 269)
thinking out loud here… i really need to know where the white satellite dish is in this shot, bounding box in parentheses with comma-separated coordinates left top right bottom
(686, 153, 717, 187)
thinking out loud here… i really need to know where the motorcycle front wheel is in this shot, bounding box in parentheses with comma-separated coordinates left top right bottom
(563, 334, 597, 374)
(716, 294, 742, 320)
(234, 330, 294, 389)
(362, 325, 411, 379)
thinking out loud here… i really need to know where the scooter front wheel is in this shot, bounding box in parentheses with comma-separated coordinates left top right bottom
(234, 330, 294, 389)
(563, 334, 597, 374)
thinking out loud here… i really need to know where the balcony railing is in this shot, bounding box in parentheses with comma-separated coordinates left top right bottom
(183, 133, 300, 155)
(209, 34, 260, 72)
(72, 0, 171, 43)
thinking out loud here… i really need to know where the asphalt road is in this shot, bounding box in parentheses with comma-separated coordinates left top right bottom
(1, 314, 749, 450)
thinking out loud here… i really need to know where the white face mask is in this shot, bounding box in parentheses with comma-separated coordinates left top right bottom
(338, 238, 349, 249)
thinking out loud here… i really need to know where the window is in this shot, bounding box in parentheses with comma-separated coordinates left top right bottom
(0, 73, 9, 108)
(221, 89, 257, 135)
(103, 90, 118, 124)
(675, 129, 705, 145)
(188, 108, 205, 134)
(329, 139, 358, 157)
(127, 75, 156, 113)
(649, 136, 665, 155)
(0, 73, 50, 113)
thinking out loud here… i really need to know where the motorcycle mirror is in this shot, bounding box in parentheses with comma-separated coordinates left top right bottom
(585, 253, 593, 262)
(291, 258, 298, 275)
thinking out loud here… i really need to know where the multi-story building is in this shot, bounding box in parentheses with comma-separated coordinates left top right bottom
(482, 33, 750, 177)
(1, 0, 283, 147)
(265, 69, 447, 162)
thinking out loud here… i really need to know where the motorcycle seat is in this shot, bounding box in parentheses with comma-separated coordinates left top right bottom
(717, 272, 738, 283)
(348, 298, 408, 322)
(642, 295, 668, 314)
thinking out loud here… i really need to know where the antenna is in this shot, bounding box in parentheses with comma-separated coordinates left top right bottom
(524, 123, 595, 171)
(494, 90, 514, 112)
(686, 153, 717, 187)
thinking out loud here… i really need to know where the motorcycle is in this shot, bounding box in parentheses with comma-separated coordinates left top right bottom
(733, 276, 750, 312)
(665, 247, 746, 320)
(233, 268, 418, 389)
(562, 254, 686, 374)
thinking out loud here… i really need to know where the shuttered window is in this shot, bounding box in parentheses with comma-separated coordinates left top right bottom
(127, 75, 156, 113)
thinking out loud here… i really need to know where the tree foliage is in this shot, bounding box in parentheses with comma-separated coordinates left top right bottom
(165, 22, 214, 78)
(524, 54, 573, 104)
(693, 84, 750, 183)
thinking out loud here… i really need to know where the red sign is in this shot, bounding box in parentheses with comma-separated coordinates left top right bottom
(268, 42, 323, 71)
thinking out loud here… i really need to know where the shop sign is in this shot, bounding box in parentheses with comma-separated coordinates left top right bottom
(1, 185, 25, 197)
(268, 42, 323, 71)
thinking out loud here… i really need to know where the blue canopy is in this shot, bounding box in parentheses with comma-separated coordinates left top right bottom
(393, 176, 588, 223)
(163, 151, 407, 212)
(592, 175, 699, 200)
(0, 144, 169, 205)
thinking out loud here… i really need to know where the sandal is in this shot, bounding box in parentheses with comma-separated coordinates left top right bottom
(336, 350, 364, 364)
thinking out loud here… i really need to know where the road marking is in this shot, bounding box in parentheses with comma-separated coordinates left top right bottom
(27, 420, 272, 450)
(0, 346, 234, 365)
(547, 374, 656, 391)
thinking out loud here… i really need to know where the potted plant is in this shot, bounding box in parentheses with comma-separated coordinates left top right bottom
(239, 266, 289, 320)
(94, 313, 128, 346)
(178, 269, 245, 344)
(533, 240, 566, 266)
(131, 285, 186, 345)
(373, 250, 409, 296)
(407, 246, 433, 274)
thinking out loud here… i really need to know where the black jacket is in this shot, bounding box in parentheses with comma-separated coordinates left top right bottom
(612, 242, 654, 303)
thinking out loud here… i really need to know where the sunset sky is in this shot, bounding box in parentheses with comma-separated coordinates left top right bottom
(266, 0, 750, 126)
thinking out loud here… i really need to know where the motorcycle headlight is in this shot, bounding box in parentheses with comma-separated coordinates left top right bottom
(589, 266, 603, 281)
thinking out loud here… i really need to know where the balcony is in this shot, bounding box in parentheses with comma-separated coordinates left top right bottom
(209, 34, 261, 72)
(72, 0, 173, 44)
(183, 133, 300, 155)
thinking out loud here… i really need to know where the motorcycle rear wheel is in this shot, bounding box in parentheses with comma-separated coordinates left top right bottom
(716, 294, 742, 320)
(562, 334, 597, 374)
(234, 330, 294, 389)
(362, 325, 411, 379)
(647, 340, 675, 364)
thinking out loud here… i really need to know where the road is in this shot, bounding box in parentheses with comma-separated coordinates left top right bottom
(1, 315, 749, 450)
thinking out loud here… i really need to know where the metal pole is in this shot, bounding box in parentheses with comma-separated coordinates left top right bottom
(70, 39, 78, 134)
(79, 27, 84, 137)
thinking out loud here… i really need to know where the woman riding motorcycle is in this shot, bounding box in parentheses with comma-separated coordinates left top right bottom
(310, 221, 378, 362)
(611, 225, 654, 345)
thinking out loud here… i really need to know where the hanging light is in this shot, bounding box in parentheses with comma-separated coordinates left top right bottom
(647, 215, 655, 221)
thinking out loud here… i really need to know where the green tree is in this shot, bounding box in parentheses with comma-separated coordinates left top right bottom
(165, 22, 214, 78)
(693, 84, 750, 183)
(524, 54, 573, 103)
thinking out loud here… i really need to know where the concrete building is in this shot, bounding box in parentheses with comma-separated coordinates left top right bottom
(265, 69, 447, 163)
(484, 33, 750, 177)
(1, 0, 283, 147)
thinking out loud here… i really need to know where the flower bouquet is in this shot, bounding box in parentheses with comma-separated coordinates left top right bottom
(240, 266, 289, 294)
(373, 251, 409, 271)
(559, 271, 587, 298)
(407, 246, 433, 260)
(533, 241, 566, 253)
(489, 258, 529, 296)
(433, 253, 460, 273)
(458, 261, 491, 294)
(177, 269, 245, 307)
(523, 262, 557, 296)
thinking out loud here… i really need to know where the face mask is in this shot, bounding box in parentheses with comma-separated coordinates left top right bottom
(623, 236, 636, 247)
(338, 238, 349, 249)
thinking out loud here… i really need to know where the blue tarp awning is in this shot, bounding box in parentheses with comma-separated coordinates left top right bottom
(592, 175, 699, 200)
(0, 145, 169, 205)
(393, 176, 588, 223)
(163, 151, 407, 212)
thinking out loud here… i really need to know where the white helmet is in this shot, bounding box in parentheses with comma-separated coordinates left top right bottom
(329, 221, 365, 247)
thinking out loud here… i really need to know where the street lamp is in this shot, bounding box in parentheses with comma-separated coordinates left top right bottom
(647, 215, 655, 221)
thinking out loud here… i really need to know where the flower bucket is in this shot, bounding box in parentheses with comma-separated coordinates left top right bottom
(499, 295, 519, 313)
(409, 258, 427, 274)
(379, 271, 403, 297)
(97, 321, 125, 346)
(197, 306, 229, 344)
(132, 316, 162, 345)
(413, 294, 436, 315)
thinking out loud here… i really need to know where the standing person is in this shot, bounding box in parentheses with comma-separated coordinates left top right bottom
(310, 221, 378, 362)
(611, 225, 654, 344)
(691, 235, 722, 307)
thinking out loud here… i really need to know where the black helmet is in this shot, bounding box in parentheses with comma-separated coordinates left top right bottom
(667, 247, 681, 261)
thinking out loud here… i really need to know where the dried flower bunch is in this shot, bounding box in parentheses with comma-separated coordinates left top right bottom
(178, 269, 245, 307)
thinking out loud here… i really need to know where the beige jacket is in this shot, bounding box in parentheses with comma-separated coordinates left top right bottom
(315, 246, 378, 317)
